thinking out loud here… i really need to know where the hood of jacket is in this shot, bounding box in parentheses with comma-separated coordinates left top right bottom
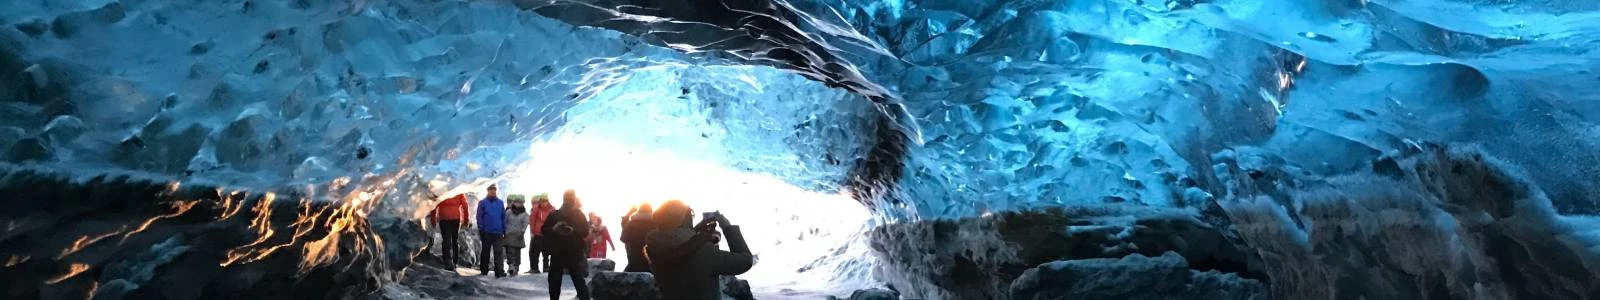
(645, 227, 700, 265)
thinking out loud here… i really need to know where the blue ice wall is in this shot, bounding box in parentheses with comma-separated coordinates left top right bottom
(785, 0, 1600, 217)
(0, 0, 879, 205)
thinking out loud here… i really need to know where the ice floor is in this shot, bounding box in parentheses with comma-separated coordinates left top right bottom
(417, 267, 840, 300)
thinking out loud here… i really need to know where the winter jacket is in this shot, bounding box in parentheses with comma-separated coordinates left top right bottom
(589, 225, 614, 258)
(504, 210, 530, 248)
(620, 214, 654, 270)
(529, 203, 556, 237)
(620, 215, 652, 243)
(540, 208, 590, 257)
(476, 196, 507, 234)
(431, 195, 470, 221)
(645, 226, 754, 300)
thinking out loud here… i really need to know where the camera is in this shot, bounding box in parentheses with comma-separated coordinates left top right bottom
(695, 211, 723, 241)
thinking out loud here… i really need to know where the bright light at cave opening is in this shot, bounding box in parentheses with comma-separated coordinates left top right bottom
(501, 135, 872, 285)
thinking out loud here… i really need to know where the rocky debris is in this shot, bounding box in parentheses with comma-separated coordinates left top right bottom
(0, 166, 398, 299)
(1188, 269, 1270, 300)
(588, 258, 616, 277)
(1009, 252, 1266, 300)
(868, 204, 1263, 299)
(389, 256, 492, 298)
(827, 288, 900, 300)
(590, 271, 658, 300)
(1216, 144, 1600, 299)
(720, 276, 754, 300)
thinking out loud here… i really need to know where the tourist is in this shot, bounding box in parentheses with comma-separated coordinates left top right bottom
(587, 213, 615, 259)
(503, 194, 530, 276)
(476, 185, 508, 277)
(528, 193, 556, 274)
(647, 200, 754, 300)
(620, 203, 654, 272)
(541, 190, 592, 300)
(430, 194, 470, 268)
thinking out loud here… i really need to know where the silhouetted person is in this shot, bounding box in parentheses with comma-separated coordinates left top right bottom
(541, 190, 592, 300)
(647, 200, 754, 300)
(476, 185, 508, 277)
(431, 194, 470, 268)
(504, 195, 530, 275)
(621, 203, 654, 272)
(528, 194, 556, 274)
(588, 213, 615, 259)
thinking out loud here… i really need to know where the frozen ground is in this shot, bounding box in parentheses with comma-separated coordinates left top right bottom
(387, 265, 851, 300)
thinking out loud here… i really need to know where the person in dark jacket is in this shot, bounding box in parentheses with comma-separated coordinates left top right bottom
(540, 189, 592, 300)
(476, 185, 508, 277)
(646, 200, 754, 300)
(620, 203, 654, 272)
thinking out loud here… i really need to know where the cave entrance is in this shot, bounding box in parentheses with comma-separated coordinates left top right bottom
(494, 64, 879, 294)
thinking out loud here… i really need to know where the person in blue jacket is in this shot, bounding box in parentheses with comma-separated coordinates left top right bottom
(476, 184, 508, 277)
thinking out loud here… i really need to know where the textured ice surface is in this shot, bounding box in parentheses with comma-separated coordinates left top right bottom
(800, 0, 1600, 217)
(5, 0, 1600, 298)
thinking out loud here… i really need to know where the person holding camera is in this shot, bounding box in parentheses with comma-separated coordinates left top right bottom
(646, 200, 754, 300)
(540, 189, 593, 300)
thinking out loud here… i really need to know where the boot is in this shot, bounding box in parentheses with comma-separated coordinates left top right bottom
(509, 265, 519, 276)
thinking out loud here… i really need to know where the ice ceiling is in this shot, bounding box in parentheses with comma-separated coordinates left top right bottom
(3, 0, 1600, 298)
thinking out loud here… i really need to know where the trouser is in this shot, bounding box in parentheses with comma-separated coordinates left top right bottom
(438, 220, 462, 267)
(478, 232, 506, 276)
(547, 254, 590, 300)
(529, 235, 545, 273)
(504, 246, 523, 273)
(623, 243, 650, 272)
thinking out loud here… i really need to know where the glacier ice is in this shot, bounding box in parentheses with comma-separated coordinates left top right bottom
(3, 0, 1600, 299)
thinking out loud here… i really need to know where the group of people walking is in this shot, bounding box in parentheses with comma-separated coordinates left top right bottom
(431, 185, 753, 300)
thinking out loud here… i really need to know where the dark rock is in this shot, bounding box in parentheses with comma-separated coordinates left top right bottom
(868, 204, 1263, 299)
(827, 288, 899, 300)
(393, 258, 490, 297)
(1009, 252, 1266, 300)
(720, 276, 754, 300)
(588, 258, 616, 276)
(589, 271, 657, 300)
(1218, 144, 1600, 299)
(1010, 252, 1188, 300)
(0, 165, 399, 299)
(1188, 270, 1268, 300)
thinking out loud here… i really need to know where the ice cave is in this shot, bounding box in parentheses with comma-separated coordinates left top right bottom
(3, 0, 1600, 299)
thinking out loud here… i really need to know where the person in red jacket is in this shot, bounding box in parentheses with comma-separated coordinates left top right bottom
(526, 193, 556, 274)
(431, 194, 470, 267)
(588, 212, 616, 259)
